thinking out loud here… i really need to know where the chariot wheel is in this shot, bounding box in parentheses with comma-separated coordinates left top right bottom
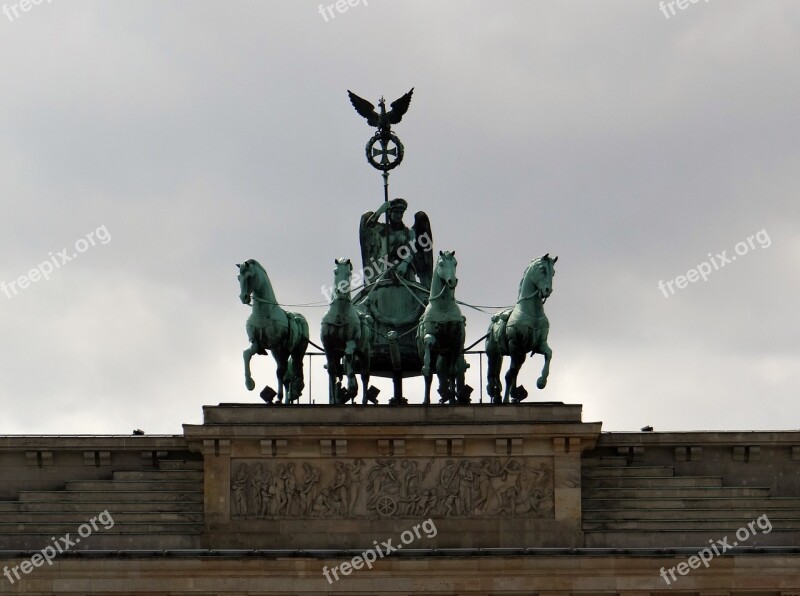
(375, 495, 398, 517)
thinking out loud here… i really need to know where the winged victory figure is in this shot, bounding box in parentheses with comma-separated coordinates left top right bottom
(358, 198, 433, 290)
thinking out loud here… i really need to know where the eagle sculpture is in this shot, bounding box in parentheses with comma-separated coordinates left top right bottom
(347, 88, 414, 141)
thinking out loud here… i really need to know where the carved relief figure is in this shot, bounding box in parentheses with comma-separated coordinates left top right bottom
(329, 462, 349, 515)
(366, 459, 400, 510)
(251, 463, 268, 516)
(438, 460, 457, 496)
(284, 463, 297, 515)
(299, 462, 320, 515)
(456, 461, 474, 516)
(258, 469, 273, 517)
(523, 462, 553, 515)
(474, 459, 494, 512)
(348, 459, 365, 515)
(312, 488, 336, 517)
(232, 464, 249, 517)
(272, 464, 288, 515)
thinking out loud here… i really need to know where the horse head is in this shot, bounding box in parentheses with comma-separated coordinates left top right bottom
(236, 259, 265, 305)
(332, 258, 353, 299)
(436, 250, 458, 290)
(521, 254, 558, 302)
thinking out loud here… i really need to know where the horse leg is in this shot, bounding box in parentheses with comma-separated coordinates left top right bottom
(435, 354, 447, 404)
(243, 341, 259, 392)
(344, 340, 358, 402)
(322, 326, 341, 405)
(421, 334, 435, 405)
(454, 324, 467, 404)
(449, 352, 459, 403)
(455, 354, 470, 404)
(359, 320, 374, 405)
(360, 370, 370, 405)
(360, 349, 372, 405)
(325, 351, 340, 405)
(485, 326, 504, 404)
(484, 339, 497, 403)
(536, 342, 553, 389)
(440, 352, 457, 405)
(282, 358, 293, 403)
(289, 349, 306, 403)
(273, 349, 288, 405)
(503, 351, 527, 404)
(486, 350, 503, 404)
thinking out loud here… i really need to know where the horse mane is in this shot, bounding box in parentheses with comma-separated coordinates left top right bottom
(246, 259, 267, 276)
(518, 260, 535, 299)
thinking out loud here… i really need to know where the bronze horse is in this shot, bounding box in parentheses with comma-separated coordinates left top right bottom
(321, 258, 374, 405)
(237, 259, 309, 404)
(417, 251, 469, 405)
(485, 254, 557, 404)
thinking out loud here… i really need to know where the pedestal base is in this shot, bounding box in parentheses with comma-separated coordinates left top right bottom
(183, 403, 601, 549)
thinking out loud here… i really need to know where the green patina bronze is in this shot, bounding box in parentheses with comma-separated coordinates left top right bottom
(321, 258, 375, 405)
(237, 259, 309, 405)
(348, 88, 414, 172)
(486, 254, 557, 404)
(348, 88, 434, 404)
(358, 197, 433, 292)
(416, 251, 470, 405)
(353, 196, 434, 405)
(235, 89, 558, 406)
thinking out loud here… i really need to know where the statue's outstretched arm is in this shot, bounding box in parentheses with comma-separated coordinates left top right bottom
(366, 201, 390, 225)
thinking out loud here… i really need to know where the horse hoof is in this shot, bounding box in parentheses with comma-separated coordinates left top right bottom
(537, 377, 547, 389)
(245, 378, 255, 391)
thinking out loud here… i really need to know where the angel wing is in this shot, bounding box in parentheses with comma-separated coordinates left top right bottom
(412, 211, 433, 289)
(359, 211, 384, 286)
(387, 88, 414, 125)
(347, 91, 379, 127)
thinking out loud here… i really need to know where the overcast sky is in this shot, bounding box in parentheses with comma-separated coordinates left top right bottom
(0, 1, 797, 435)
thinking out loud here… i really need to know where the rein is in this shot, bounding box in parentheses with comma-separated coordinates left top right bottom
(428, 282, 449, 302)
(518, 287, 550, 304)
(517, 288, 542, 302)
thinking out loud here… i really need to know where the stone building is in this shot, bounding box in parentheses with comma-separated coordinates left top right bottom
(1, 402, 798, 594)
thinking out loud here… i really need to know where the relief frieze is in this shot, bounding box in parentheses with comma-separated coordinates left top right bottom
(230, 457, 553, 519)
